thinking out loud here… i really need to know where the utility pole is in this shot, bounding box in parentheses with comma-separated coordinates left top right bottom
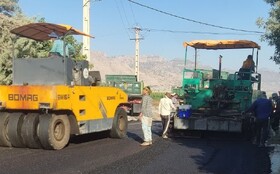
(131, 27, 142, 82)
(83, 0, 91, 62)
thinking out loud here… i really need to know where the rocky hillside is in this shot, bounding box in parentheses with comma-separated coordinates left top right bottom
(91, 51, 280, 95)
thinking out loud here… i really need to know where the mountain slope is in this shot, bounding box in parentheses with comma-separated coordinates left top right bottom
(91, 51, 280, 94)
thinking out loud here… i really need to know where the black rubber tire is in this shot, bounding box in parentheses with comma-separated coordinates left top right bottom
(110, 108, 128, 138)
(0, 112, 11, 147)
(38, 114, 70, 150)
(7, 113, 25, 148)
(21, 113, 42, 149)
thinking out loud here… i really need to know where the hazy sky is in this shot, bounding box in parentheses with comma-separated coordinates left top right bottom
(19, 0, 279, 71)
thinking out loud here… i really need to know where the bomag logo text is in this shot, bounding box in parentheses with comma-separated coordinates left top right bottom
(57, 94, 70, 100)
(107, 96, 116, 100)
(8, 94, 38, 101)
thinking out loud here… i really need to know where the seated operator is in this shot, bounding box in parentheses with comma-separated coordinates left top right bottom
(242, 55, 255, 72)
(48, 32, 75, 58)
(238, 55, 255, 80)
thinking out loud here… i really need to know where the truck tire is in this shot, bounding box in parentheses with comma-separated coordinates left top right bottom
(38, 114, 70, 150)
(110, 108, 128, 138)
(21, 113, 42, 149)
(7, 113, 25, 148)
(0, 112, 11, 147)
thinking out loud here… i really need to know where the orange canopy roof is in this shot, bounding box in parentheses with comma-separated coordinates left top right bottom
(184, 40, 260, 50)
(10, 23, 94, 41)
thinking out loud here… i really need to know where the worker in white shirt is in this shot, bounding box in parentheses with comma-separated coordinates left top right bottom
(170, 93, 180, 118)
(159, 92, 176, 138)
(171, 93, 180, 108)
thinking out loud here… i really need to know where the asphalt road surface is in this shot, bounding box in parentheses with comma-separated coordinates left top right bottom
(0, 121, 278, 174)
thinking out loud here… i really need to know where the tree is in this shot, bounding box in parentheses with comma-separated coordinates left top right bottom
(257, 0, 280, 65)
(64, 35, 86, 60)
(0, 0, 30, 84)
(0, 0, 86, 85)
(0, 0, 20, 16)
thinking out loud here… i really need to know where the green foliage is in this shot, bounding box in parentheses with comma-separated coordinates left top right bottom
(64, 36, 86, 60)
(0, 0, 36, 84)
(150, 92, 165, 101)
(0, 0, 86, 85)
(258, 1, 280, 65)
(265, 0, 278, 5)
(0, 0, 20, 16)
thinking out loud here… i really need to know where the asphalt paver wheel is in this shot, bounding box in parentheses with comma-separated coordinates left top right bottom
(38, 114, 70, 150)
(0, 112, 11, 147)
(110, 108, 128, 138)
(21, 113, 42, 149)
(7, 113, 25, 148)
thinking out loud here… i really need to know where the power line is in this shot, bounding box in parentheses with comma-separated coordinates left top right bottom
(83, 0, 101, 7)
(141, 28, 262, 35)
(114, 0, 132, 39)
(128, 0, 137, 25)
(119, 0, 132, 29)
(128, 0, 264, 34)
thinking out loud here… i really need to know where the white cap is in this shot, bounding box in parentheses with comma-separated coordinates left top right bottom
(48, 31, 59, 38)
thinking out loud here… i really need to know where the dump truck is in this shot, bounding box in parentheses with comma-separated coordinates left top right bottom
(105, 75, 143, 116)
(0, 23, 129, 150)
(173, 40, 262, 136)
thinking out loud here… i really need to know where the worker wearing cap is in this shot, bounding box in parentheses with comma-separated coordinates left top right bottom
(171, 93, 180, 108)
(170, 93, 179, 118)
(159, 92, 176, 139)
(48, 32, 75, 58)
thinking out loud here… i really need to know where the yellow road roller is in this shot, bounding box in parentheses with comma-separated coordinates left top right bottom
(0, 23, 129, 150)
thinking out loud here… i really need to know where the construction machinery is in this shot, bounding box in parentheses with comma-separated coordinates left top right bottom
(105, 75, 143, 116)
(173, 40, 261, 135)
(0, 23, 129, 150)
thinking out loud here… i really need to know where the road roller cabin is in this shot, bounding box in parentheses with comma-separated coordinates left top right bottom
(0, 23, 129, 150)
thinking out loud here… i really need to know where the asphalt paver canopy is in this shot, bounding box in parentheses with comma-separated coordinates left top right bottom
(183, 40, 261, 50)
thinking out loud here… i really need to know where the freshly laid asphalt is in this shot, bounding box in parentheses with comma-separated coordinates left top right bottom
(0, 121, 279, 174)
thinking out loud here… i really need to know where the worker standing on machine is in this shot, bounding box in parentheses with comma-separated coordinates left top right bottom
(159, 92, 176, 139)
(48, 31, 75, 58)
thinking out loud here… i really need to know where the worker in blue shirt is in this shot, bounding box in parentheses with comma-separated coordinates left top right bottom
(245, 92, 272, 147)
(48, 32, 75, 58)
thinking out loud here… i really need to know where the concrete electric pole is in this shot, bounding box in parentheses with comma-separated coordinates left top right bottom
(83, 0, 91, 62)
(132, 27, 142, 82)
